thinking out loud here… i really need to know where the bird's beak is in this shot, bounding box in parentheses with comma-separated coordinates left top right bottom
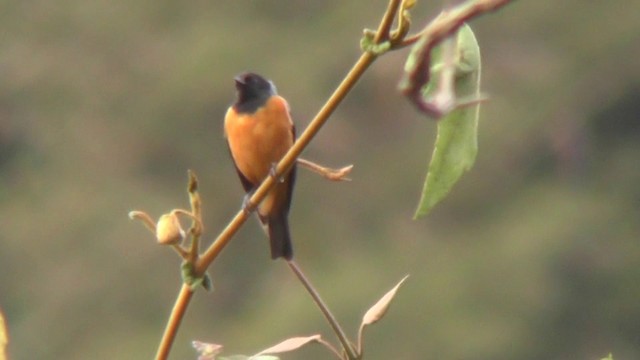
(234, 76, 245, 89)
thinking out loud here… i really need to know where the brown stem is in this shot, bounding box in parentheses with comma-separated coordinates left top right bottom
(287, 260, 358, 360)
(171, 244, 189, 260)
(155, 284, 194, 360)
(374, 0, 403, 43)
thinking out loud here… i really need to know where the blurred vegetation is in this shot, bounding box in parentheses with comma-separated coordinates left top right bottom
(1, 1, 639, 359)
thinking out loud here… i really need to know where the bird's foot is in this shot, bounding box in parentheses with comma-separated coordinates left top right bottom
(269, 162, 285, 183)
(242, 191, 256, 215)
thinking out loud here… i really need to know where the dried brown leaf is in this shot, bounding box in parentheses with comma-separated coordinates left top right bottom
(256, 334, 322, 356)
(361, 275, 409, 326)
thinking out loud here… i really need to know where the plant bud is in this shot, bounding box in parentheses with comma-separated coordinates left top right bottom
(156, 213, 184, 245)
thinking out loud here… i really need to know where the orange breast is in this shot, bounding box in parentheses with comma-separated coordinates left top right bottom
(224, 96, 294, 216)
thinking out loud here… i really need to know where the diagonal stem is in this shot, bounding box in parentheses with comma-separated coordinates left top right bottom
(374, 0, 403, 43)
(287, 260, 358, 360)
(155, 284, 194, 360)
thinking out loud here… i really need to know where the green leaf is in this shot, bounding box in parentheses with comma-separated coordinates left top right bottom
(414, 23, 482, 218)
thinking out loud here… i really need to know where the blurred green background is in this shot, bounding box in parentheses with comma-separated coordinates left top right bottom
(1, 1, 639, 359)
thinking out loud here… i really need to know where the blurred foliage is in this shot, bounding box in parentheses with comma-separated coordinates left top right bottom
(1, 1, 639, 359)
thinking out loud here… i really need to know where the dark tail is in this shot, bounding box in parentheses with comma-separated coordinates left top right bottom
(268, 213, 293, 260)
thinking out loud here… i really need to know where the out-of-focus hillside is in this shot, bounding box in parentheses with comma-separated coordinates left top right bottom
(1, 1, 639, 359)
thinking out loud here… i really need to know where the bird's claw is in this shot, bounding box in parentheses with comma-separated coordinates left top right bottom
(242, 191, 256, 215)
(269, 162, 285, 183)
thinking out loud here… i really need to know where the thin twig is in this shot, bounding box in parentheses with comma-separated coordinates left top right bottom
(357, 323, 365, 357)
(374, 0, 403, 43)
(287, 260, 358, 360)
(171, 244, 189, 260)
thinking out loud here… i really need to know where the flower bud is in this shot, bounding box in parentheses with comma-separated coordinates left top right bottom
(156, 212, 185, 245)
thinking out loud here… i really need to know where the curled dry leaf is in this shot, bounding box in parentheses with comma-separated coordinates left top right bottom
(361, 275, 409, 326)
(128, 210, 157, 233)
(255, 334, 322, 356)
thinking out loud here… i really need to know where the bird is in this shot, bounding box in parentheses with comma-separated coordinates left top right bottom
(224, 72, 296, 260)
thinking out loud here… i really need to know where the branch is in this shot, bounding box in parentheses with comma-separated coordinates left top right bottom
(287, 260, 358, 360)
(155, 284, 194, 360)
(374, 0, 403, 43)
